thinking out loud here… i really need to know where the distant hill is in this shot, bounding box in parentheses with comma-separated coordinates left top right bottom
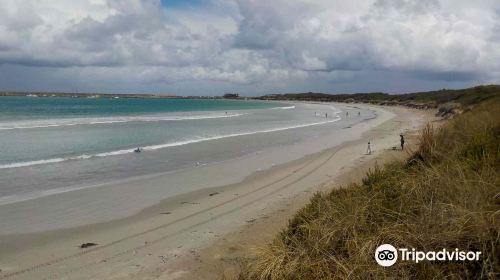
(257, 85, 500, 109)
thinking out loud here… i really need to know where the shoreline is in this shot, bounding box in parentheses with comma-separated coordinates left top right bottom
(0, 102, 373, 235)
(148, 105, 437, 280)
(0, 104, 434, 280)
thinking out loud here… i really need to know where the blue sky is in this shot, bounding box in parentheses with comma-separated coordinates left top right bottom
(161, 0, 206, 8)
(0, 0, 498, 96)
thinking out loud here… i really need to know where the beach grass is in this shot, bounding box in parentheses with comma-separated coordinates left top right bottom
(234, 97, 500, 279)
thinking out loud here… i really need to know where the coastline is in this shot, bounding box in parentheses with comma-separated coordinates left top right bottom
(0, 104, 434, 280)
(150, 105, 437, 280)
(176, 108, 435, 279)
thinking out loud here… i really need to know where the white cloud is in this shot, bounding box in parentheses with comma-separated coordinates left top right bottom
(0, 0, 498, 94)
(233, 0, 499, 76)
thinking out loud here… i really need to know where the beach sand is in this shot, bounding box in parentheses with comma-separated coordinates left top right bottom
(0, 104, 435, 280)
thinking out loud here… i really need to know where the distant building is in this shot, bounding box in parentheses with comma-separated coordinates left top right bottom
(223, 93, 239, 99)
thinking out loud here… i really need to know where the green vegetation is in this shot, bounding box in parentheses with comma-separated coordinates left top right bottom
(258, 85, 500, 110)
(237, 97, 500, 279)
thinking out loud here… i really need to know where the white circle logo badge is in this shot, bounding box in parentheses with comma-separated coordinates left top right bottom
(375, 244, 398, 267)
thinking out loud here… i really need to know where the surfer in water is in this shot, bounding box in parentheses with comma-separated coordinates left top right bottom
(134, 147, 141, 153)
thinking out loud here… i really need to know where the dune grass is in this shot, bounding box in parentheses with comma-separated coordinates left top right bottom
(236, 98, 499, 279)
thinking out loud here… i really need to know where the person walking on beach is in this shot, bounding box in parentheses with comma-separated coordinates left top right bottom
(400, 134, 405, 150)
(358, 111, 360, 116)
(366, 141, 372, 155)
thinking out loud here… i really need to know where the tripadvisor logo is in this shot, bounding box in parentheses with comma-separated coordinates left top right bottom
(375, 244, 482, 267)
(375, 244, 398, 266)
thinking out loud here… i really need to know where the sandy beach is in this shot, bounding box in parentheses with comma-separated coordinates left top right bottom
(0, 104, 434, 280)
(1, 1, 496, 278)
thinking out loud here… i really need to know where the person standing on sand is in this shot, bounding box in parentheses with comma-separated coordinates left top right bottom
(400, 134, 405, 150)
(358, 111, 360, 116)
(367, 141, 372, 155)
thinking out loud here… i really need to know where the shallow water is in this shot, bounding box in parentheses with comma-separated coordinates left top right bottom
(0, 97, 375, 205)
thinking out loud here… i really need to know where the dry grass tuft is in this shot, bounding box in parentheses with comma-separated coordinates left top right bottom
(235, 98, 500, 279)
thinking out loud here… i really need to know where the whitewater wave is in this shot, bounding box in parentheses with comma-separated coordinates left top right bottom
(0, 115, 341, 170)
(272, 105, 296, 110)
(0, 113, 247, 130)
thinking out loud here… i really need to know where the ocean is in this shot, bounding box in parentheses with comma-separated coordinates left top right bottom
(0, 96, 375, 206)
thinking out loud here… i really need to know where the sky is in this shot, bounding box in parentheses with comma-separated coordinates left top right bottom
(0, 0, 499, 96)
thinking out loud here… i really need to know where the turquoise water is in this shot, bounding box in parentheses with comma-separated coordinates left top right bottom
(0, 96, 376, 205)
(0, 97, 277, 121)
(0, 97, 285, 167)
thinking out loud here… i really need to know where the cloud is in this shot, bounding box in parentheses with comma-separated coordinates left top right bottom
(232, 0, 499, 76)
(0, 0, 498, 94)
